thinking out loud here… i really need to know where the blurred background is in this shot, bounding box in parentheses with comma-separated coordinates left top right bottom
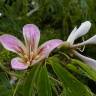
(0, 0, 96, 95)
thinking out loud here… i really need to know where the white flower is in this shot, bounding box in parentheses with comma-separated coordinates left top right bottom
(0, 13, 2, 17)
(66, 21, 96, 70)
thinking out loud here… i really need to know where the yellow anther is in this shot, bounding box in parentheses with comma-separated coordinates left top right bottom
(30, 51, 37, 59)
(27, 61, 30, 65)
(24, 54, 28, 59)
(35, 55, 40, 60)
(31, 52, 34, 56)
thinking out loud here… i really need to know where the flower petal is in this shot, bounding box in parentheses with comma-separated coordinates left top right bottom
(74, 51, 96, 70)
(67, 27, 77, 44)
(11, 57, 28, 70)
(74, 35, 96, 47)
(74, 21, 91, 41)
(67, 21, 91, 44)
(0, 34, 25, 54)
(38, 39, 63, 58)
(23, 24, 40, 51)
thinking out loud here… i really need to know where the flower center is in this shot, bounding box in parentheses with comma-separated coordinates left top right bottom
(22, 51, 39, 65)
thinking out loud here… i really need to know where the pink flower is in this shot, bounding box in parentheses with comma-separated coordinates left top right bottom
(0, 24, 63, 70)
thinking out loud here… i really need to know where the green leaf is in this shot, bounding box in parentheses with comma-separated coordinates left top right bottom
(22, 64, 41, 96)
(49, 57, 92, 96)
(37, 64, 52, 96)
(0, 72, 13, 96)
(66, 63, 82, 75)
(71, 59, 96, 81)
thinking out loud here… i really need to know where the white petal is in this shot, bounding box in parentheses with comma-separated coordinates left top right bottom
(75, 21, 91, 39)
(67, 27, 77, 44)
(67, 21, 91, 44)
(0, 13, 2, 17)
(74, 51, 96, 70)
(74, 35, 96, 47)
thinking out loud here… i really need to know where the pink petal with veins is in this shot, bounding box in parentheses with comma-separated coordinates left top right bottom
(23, 24, 40, 51)
(0, 34, 25, 54)
(38, 39, 63, 58)
(11, 57, 28, 70)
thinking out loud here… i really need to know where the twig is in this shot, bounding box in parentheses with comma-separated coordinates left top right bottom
(49, 76, 63, 86)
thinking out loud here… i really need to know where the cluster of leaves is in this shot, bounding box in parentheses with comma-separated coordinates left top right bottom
(1, 54, 96, 96)
(0, 0, 96, 96)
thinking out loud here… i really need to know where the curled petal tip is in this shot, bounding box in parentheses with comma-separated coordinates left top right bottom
(11, 57, 28, 70)
(74, 51, 96, 70)
(82, 21, 91, 26)
(78, 21, 91, 34)
(67, 21, 91, 44)
(76, 21, 91, 38)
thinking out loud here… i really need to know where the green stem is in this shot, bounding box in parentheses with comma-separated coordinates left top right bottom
(49, 76, 63, 86)
(59, 51, 70, 60)
(12, 72, 26, 96)
(12, 79, 21, 96)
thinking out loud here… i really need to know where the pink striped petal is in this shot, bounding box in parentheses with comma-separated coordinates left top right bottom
(38, 39, 63, 58)
(74, 51, 96, 70)
(11, 57, 28, 70)
(0, 34, 25, 54)
(23, 24, 40, 51)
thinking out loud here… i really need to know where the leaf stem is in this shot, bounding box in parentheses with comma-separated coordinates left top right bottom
(49, 76, 63, 86)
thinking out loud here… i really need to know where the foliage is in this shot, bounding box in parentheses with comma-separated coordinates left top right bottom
(0, 0, 96, 96)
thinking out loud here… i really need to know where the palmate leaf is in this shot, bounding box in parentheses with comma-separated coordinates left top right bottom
(48, 56, 93, 96)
